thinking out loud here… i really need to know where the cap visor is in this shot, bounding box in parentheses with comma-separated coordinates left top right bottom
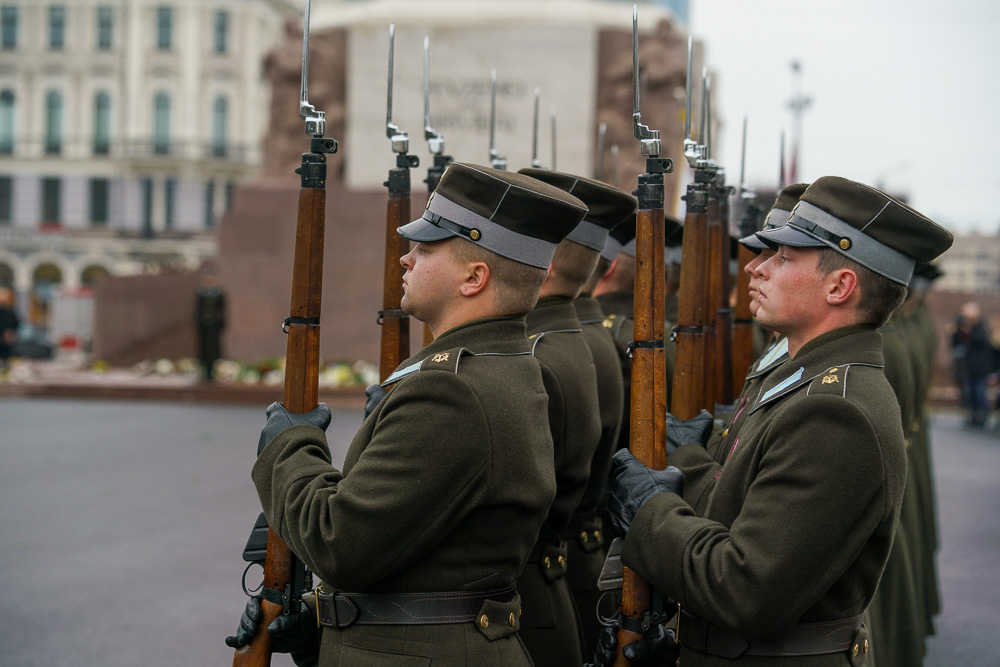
(397, 217, 458, 242)
(739, 232, 768, 251)
(755, 223, 826, 249)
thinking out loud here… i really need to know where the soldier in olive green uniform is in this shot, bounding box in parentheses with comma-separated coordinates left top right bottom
(520, 168, 638, 658)
(230, 163, 589, 666)
(606, 176, 953, 666)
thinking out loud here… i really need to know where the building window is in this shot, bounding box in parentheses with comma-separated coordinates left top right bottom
(153, 92, 170, 154)
(214, 10, 228, 54)
(93, 91, 111, 155)
(1, 5, 17, 50)
(41, 177, 61, 224)
(212, 95, 227, 157)
(45, 91, 63, 155)
(0, 175, 11, 224)
(49, 6, 66, 50)
(0, 89, 13, 154)
(224, 180, 233, 212)
(204, 180, 214, 228)
(164, 178, 175, 229)
(89, 178, 109, 226)
(96, 6, 113, 50)
(142, 178, 153, 237)
(156, 6, 172, 51)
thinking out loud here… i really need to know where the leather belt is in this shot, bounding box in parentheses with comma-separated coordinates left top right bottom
(679, 610, 865, 659)
(315, 583, 517, 628)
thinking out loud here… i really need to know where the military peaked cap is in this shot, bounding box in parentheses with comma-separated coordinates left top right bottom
(756, 176, 954, 285)
(602, 213, 636, 261)
(740, 183, 809, 251)
(399, 162, 588, 269)
(516, 168, 637, 253)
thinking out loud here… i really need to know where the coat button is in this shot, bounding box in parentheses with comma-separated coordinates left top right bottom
(479, 614, 489, 629)
(558, 555, 567, 567)
(543, 556, 551, 568)
(852, 644, 859, 658)
(863, 639, 869, 653)
(594, 530, 601, 541)
(508, 612, 516, 626)
(722, 428, 729, 438)
(580, 531, 588, 543)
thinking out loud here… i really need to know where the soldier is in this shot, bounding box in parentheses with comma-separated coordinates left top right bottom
(195, 270, 227, 381)
(519, 168, 637, 658)
(227, 163, 588, 665)
(605, 176, 953, 665)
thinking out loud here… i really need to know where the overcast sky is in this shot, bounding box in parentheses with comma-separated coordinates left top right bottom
(688, 0, 1000, 234)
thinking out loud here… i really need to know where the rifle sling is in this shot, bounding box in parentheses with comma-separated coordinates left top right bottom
(282, 316, 320, 332)
(626, 339, 664, 358)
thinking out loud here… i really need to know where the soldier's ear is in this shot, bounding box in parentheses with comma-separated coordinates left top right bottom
(825, 267, 858, 307)
(459, 261, 490, 297)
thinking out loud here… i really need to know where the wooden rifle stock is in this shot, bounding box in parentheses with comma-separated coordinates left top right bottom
(616, 164, 671, 664)
(380, 166, 413, 381)
(707, 180, 734, 408)
(732, 244, 756, 391)
(233, 151, 330, 667)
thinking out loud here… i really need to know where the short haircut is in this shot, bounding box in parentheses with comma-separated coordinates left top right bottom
(815, 248, 908, 327)
(450, 238, 548, 315)
(548, 240, 601, 298)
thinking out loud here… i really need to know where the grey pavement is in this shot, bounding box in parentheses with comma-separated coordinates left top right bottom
(0, 399, 997, 666)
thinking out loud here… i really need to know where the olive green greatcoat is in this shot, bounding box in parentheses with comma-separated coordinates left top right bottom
(627, 326, 906, 666)
(571, 294, 625, 655)
(870, 315, 926, 665)
(252, 316, 556, 666)
(597, 290, 636, 454)
(518, 295, 602, 666)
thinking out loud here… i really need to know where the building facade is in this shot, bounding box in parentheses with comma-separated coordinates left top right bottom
(0, 0, 290, 335)
(936, 231, 1000, 295)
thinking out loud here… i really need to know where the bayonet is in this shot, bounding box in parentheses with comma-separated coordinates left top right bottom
(385, 23, 411, 156)
(488, 69, 507, 170)
(610, 144, 619, 188)
(683, 36, 707, 168)
(550, 106, 557, 171)
(531, 88, 542, 168)
(632, 5, 660, 158)
(423, 35, 452, 193)
(779, 130, 787, 189)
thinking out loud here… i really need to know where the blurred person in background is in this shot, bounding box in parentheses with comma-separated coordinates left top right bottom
(950, 301, 994, 428)
(0, 287, 19, 370)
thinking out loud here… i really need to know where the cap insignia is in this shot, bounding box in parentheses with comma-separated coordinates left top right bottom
(469, 229, 481, 241)
(839, 238, 851, 250)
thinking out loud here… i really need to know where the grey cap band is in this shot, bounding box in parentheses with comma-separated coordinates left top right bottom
(621, 239, 637, 258)
(765, 200, 915, 285)
(601, 236, 623, 262)
(566, 220, 611, 252)
(407, 193, 557, 269)
(740, 208, 791, 250)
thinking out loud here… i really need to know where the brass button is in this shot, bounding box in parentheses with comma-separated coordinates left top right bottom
(594, 530, 601, 541)
(543, 556, 551, 568)
(852, 644, 859, 658)
(721, 428, 729, 438)
(580, 531, 588, 543)
(469, 229, 481, 241)
(479, 614, 489, 629)
(508, 612, 516, 626)
(839, 238, 851, 250)
(864, 639, 869, 653)
(558, 555, 567, 567)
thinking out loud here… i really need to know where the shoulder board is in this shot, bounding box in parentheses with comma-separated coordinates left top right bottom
(578, 318, 603, 325)
(380, 347, 473, 387)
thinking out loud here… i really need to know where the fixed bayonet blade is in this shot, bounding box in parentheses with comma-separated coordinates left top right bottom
(299, 0, 325, 137)
(682, 35, 704, 166)
(489, 69, 507, 170)
(423, 36, 444, 155)
(386, 23, 408, 154)
(551, 106, 557, 170)
(632, 4, 660, 157)
(596, 122, 607, 180)
(531, 88, 542, 168)
(779, 130, 786, 188)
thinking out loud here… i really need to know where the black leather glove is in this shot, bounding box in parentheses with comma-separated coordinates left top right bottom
(363, 383, 388, 419)
(258, 402, 332, 455)
(225, 596, 319, 666)
(584, 620, 679, 666)
(607, 449, 684, 537)
(666, 409, 714, 455)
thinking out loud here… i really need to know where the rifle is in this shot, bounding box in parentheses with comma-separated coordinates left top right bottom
(732, 116, 762, 390)
(488, 69, 507, 170)
(671, 35, 713, 425)
(380, 23, 419, 380)
(614, 7, 674, 663)
(700, 73, 735, 409)
(232, 1, 337, 664)
(421, 35, 451, 347)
